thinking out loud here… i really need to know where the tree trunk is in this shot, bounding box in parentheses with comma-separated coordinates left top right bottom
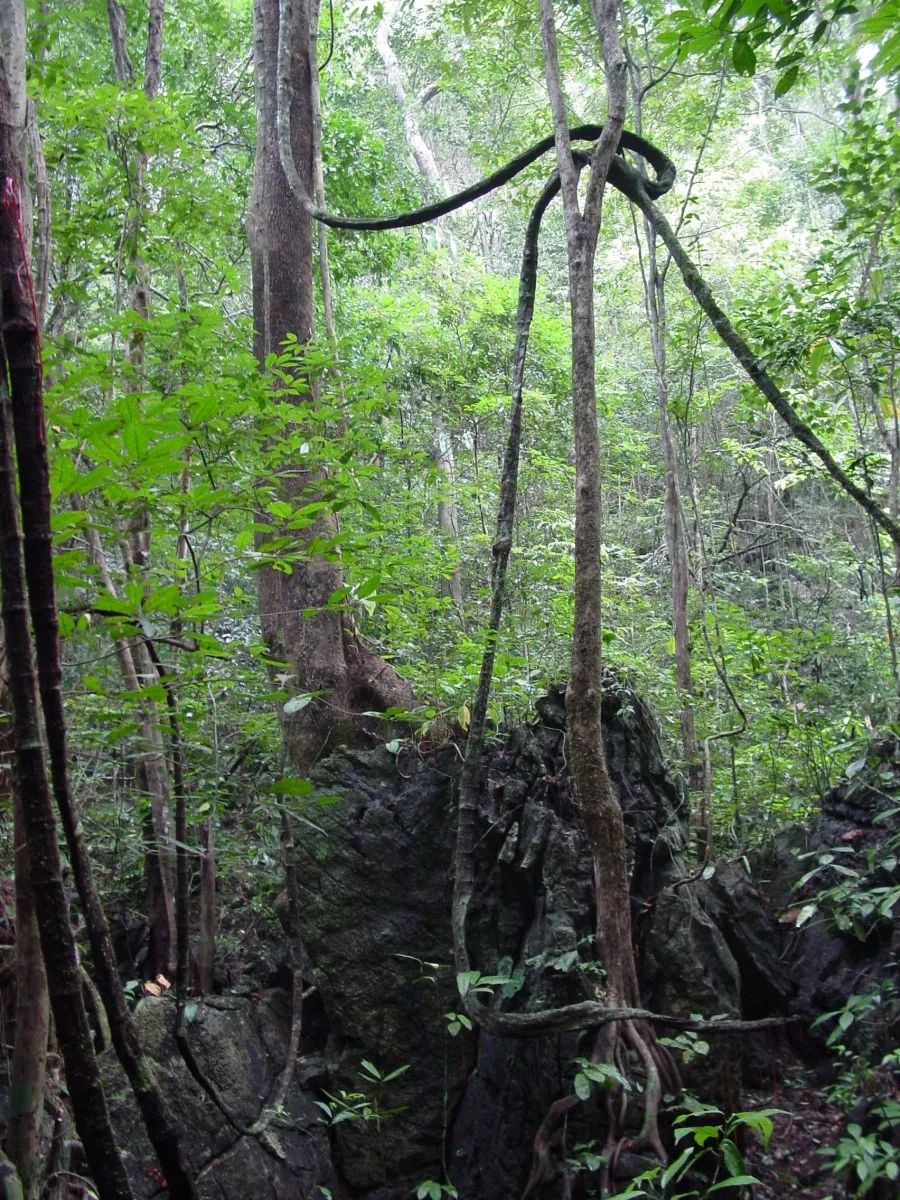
(2, 12, 196, 1192)
(539, 0, 638, 1010)
(249, 0, 412, 770)
(628, 106, 701, 800)
(374, 1, 455, 254)
(0, 385, 132, 1200)
(307, 0, 341, 393)
(536, 0, 675, 1173)
(0, 84, 49, 1200)
(433, 413, 463, 608)
(7, 779, 49, 1200)
(197, 815, 217, 993)
(373, 14, 463, 603)
(106, 0, 177, 977)
(0, 85, 134, 1168)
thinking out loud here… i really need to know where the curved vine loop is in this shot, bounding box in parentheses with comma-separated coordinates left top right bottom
(277, 0, 900, 552)
(275, 0, 676, 231)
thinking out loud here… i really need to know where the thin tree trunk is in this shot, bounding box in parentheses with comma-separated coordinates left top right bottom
(8, 785, 49, 1200)
(627, 59, 709, 800)
(0, 369, 133, 1200)
(539, 0, 638, 1009)
(24, 107, 49, 327)
(641, 221, 699, 788)
(77, 511, 175, 976)
(307, 0, 344, 415)
(433, 412, 463, 608)
(5, 220, 198, 1200)
(374, 0, 455, 253)
(123, 548, 177, 977)
(534, 1, 677, 1178)
(197, 815, 217, 993)
(374, 8, 463, 602)
(105, 0, 177, 977)
(1, 84, 49, 1200)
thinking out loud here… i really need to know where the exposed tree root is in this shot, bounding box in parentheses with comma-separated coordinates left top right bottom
(522, 1094, 581, 1200)
(520, 1017, 683, 1199)
(623, 1019, 669, 1163)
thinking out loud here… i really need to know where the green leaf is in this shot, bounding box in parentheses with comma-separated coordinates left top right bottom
(266, 778, 314, 795)
(693, 1124, 722, 1146)
(456, 971, 474, 997)
(732, 36, 757, 75)
(721, 1137, 745, 1176)
(660, 1146, 694, 1189)
(356, 574, 381, 598)
(382, 1064, 410, 1082)
(774, 64, 800, 97)
(733, 1109, 783, 1147)
(707, 1176, 761, 1192)
(574, 1072, 591, 1101)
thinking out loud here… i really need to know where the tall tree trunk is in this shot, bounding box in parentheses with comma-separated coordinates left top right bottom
(0, 82, 49, 1200)
(539, 0, 637, 1010)
(307, 0, 341, 386)
(537, 0, 673, 1171)
(432, 412, 463, 608)
(249, 0, 412, 770)
(106, 0, 176, 976)
(627, 58, 705, 802)
(0, 386, 132, 1200)
(0, 29, 133, 1173)
(374, 1, 455, 253)
(197, 814, 217, 993)
(1, 11, 196, 1193)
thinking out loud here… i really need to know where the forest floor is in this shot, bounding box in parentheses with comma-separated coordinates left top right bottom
(743, 1070, 850, 1198)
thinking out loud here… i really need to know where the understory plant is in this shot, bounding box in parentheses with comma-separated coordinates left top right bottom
(608, 1096, 782, 1199)
(814, 984, 900, 1198)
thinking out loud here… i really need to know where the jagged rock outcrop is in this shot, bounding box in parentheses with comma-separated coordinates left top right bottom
(104, 992, 336, 1199)
(293, 677, 742, 1198)
(755, 735, 900, 1057)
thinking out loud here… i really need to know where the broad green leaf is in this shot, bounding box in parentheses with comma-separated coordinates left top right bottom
(707, 1176, 761, 1192)
(266, 778, 314, 795)
(732, 36, 757, 75)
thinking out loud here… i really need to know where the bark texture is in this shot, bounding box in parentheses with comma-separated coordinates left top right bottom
(628, 58, 707, 799)
(539, 0, 638, 1010)
(7, 777, 48, 1200)
(250, 0, 412, 770)
(0, 334, 133, 1200)
(0, 44, 49, 1190)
